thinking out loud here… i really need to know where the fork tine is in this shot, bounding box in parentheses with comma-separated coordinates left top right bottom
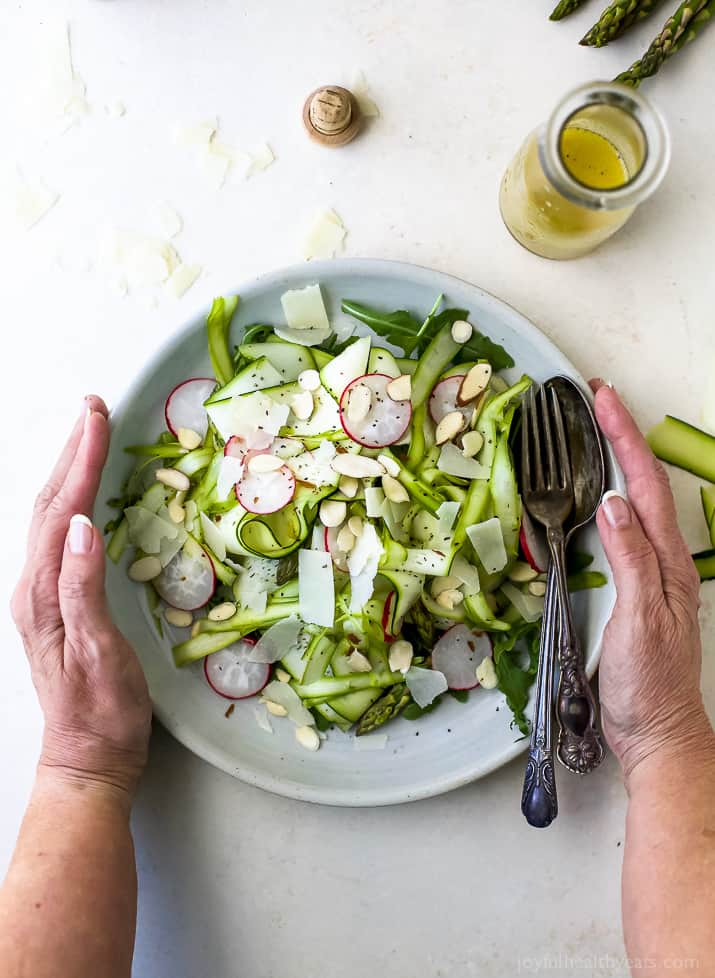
(549, 386, 573, 492)
(529, 385, 545, 490)
(521, 392, 532, 493)
(539, 385, 558, 490)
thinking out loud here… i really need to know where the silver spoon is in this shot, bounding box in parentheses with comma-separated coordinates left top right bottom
(546, 376, 606, 775)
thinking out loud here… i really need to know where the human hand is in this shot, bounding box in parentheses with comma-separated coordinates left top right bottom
(11, 397, 152, 801)
(591, 380, 713, 780)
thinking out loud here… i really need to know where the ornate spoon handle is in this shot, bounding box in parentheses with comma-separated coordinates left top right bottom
(545, 558, 606, 775)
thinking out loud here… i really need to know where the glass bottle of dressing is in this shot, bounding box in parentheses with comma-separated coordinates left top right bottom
(499, 82, 670, 260)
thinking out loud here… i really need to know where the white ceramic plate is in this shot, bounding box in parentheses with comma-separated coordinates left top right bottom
(99, 260, 624, 807)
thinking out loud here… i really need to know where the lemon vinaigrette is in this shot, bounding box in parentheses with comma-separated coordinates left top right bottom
(499, 83, 671, 260)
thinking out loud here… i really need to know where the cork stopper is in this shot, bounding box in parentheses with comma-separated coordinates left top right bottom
(303, 86, 362, 147)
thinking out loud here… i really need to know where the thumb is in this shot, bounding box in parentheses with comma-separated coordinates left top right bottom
(596, 491, 663, 606)
(59, 514, 113, 639)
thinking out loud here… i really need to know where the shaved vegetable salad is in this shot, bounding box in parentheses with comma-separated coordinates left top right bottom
(106, 285, 605, 745)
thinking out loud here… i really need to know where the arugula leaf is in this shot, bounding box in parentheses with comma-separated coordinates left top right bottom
(492, 620, 540, 736)
(341, 298, 514, 369)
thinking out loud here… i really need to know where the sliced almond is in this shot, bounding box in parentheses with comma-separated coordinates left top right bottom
(435, 589, 457, 610)
(528, 580, 547, 597)
(347, 515, 364, 537)
(248, 453, 283, 474)
(208, 601, 237, 622)
(347, 650, 372, 672)
(168, 497, 186, 524)
(165, 607, 193, 628)
(320, 499, 347, 527)
(177, 427, 202, 450)
(450, 319, 473, 344)
(377, 453, 400, 478)
(388, 639, 413, 674)
(443, 588, 464, 607)
(382, 474, 409, 503)
(289, 390, 314, 420)
(191, 621, 202, 638)
(476, 655, 498, 689)
(128, 555, 163, 582)
(346, 383, 372, 423)
(457, 363, 492, 406)
(331, 454, 385, 479)
(461, 430, 484, 458)
(298, 368, 321, 391)
(336, 525, 356, 552)
(435, 410, 466, 445)
(431, 574, 463, 598)
(156, 467, 191, 492)
(338, 475, 359, 498)
(295, 725, 321, 751)
(508, 562, 539, 583)
(386, 374, 411, 402)
(274, 667, 291, 683)
(265, 701, 288, 717)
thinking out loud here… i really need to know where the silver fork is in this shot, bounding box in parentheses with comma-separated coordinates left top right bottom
(520, 384, 574, 828)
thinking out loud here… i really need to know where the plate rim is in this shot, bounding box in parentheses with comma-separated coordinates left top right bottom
(107, 258, 624, 806)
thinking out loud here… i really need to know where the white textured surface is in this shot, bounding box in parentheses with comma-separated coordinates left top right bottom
(0, 3, 713, 977)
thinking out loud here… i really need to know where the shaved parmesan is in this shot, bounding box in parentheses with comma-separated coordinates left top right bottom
(207, 393, 289, 442)
(274, 325, 333, 347)
(501, 582, 544, 623)
(125, 506, 187, 567)
(155, 202, 183, 238)
(166, 263, 202, 299)
(302, 209, 347, 260)
(247, 142, 275, 176)
(200, 512, 227, 562)
(217, 455, 244, 500)
(405, 666, 448, 708)
(203, 142, 232, 188)
(354, 734, 388, 751)
(244, 589, 268, 615)
(249, 617, 303, 664)
(173, 119, 217, 146)
(32, 21, 89, 125)
(299, 549, 335, 627)
(352, 70, 380, 118)
(262, 680, 314, 727)
(451, 554, 481, 595)
(347, 522, 383, 612)
(365, 486, 385, 518)
(438, 443, 490, 480)
(281, 284, 330, 331)
(436, 500, 460, 530)
(466, 518, 508, 574)
(254, 707, 274, 734)
(11, 177, 60, 230)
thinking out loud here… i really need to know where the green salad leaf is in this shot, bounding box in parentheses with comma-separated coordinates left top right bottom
(492, 620, 541, 736)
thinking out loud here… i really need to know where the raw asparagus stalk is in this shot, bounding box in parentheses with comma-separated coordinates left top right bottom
(355, 684, 413, 735)
(581, 0, 661, 45)
(614, 0, 714, 86)
(550, 0, 589, 20)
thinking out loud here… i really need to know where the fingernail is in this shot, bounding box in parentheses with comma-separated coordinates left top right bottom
(602, 490, 631, 528)
(69, 514, 93, 554)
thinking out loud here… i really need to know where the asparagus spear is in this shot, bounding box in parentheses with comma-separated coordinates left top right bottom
(614, 0, 714, 86)
(550, 0, 589, 20)
(581, 0, 662, 45)
(355, 684, 413, 736)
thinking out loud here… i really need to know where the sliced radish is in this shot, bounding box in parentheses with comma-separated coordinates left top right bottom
(381, 590, 396, 642)
(165, 378, 216, 438)
(204, 639, 270, 700)
(520, 509, 549, 573)
(431, 624, 492, 690)
(237, 466, 296, 514)
(339, 373, 412, 448)
(154, 542, 216, 610)
(325, 525, 349, 572)
(428, 376, 472, 427)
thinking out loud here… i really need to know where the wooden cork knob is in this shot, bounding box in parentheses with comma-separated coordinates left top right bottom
(303, 86, 362, 147)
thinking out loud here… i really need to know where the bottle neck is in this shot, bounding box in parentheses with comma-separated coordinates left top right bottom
(538, 82, 670, 212)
